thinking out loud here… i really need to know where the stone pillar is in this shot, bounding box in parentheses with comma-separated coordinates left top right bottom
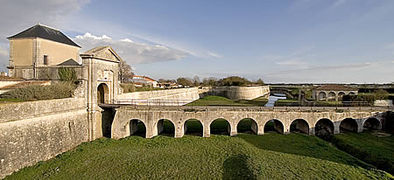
(357, 120, 363, 133)
(333, 121, 340, 134)
(251, 121, 258, 134)
(203, 121, 210, 137)
(175, 123, 184, 138)
(309, 126, 315, 135)
(257, 124, 264, 135)
(229, 122, 237, 136)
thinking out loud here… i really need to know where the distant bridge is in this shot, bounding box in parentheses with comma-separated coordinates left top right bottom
(105, 105, 391, 139)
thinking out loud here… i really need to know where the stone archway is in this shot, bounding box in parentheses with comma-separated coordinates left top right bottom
(340, 118, 358, 133)
(237, 118, 258, 134)
(264, 119, 284, 134)
(129, 119, 146, 138)
(290, 119, 309, 134)
(97, 83, 109, 104)
(363, 118, 381, 130)
(315, 118, 334, 137)
(210, 118, 231, 135)
(184, 119, 203, 137)
(318, 92, 326, 101)
(327, 92, 336, 101)
(157, 119, 175, 137)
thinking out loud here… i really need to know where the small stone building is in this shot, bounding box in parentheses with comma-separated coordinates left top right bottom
(7, 24, 82, 80)
(312, 85, 358, 101)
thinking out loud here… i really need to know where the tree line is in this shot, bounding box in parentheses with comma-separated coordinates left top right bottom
(159, 76, 265, 87)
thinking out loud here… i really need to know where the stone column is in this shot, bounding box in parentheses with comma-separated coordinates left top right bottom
(175, 123, 184, 138)
(229, 122, 237, 136)
(203, 121, 210, 137)
(333, 121, 340, 134)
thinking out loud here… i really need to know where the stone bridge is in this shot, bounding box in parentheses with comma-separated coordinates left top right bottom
(108, 106, 389, 139)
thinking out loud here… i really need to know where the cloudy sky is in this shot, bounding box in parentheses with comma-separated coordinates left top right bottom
(0, 0, 393, 83)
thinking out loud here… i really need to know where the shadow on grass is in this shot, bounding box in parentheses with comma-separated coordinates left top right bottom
(222, 154, 257, 180)
(236, 133, 373, 169)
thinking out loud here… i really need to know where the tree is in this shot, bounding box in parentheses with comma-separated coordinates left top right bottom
(202, 77, 218, 86)
(193, 75, 201, 86)
(374, 89, 389, 100)
(256, 78, 264, 85)
(119, 60, 134, 83)
(177, 77, 193, 87)
(217, 76, 251, 86)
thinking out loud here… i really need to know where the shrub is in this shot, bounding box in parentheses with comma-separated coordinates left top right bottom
(58, 67, 77, 82)
(0, 82, 76, 101)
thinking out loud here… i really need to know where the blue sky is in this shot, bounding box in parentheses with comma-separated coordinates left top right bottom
(0, 0, 393, 83)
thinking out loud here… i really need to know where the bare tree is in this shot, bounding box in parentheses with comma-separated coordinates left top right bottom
(119, 60, 134, 83)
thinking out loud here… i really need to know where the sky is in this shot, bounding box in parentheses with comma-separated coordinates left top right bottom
(0, 0, 393, 83)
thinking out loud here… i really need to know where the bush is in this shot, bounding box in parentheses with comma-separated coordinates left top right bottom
(120, 83, 136, 93)
(0, 82, 76, 101)
(58, 67, 77, 82)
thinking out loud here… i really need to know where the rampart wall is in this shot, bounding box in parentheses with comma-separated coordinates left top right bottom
(0, 98, 88, 178)
(210, 86, 270, 100)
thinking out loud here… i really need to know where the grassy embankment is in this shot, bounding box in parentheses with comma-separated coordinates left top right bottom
(186, 95, 268, 106)
(331, 132, 394, 174)
(6, 123, 392, 179)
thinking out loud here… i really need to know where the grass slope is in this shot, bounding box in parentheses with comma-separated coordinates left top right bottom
(331, 132, 394, 174)
(6, 134, 392, 179)
(186, 95, 268, 106)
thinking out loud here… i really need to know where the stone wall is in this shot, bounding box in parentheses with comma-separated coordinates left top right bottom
(0, 98, 88, 178)
(115, 87, 200, 106)
(210, 86, 270, 100)
(374, 100, 393, 107)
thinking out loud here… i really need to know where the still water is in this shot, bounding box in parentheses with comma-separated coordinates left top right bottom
(265, 93, 287, 107)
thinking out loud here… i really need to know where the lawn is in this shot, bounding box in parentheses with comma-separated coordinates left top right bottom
(6, 133, 392, 179)
(186, 95, 268, 106)
(331, 132, 394, 174)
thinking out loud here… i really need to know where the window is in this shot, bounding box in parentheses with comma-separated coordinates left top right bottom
(43, 55, 48, 65)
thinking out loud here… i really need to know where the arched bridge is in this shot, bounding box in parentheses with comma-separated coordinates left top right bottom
(108, 106, 389, 139)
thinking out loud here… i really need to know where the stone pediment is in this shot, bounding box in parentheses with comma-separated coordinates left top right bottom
(82, 46, 122, 62)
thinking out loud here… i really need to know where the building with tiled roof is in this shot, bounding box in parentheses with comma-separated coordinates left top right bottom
(7, 24, 81, 79)
(131, 75, 158, 88)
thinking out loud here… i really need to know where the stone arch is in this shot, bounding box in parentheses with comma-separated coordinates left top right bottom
(97, 83, 109, 104)
(315, 118, 334, 137)
(338, 92, 345, 101)
(210, 118, 231, 135)
(339, 118, 358, 133)
(129, 119, 146, 138)
(349, 92, 356, 95)
(101, 107, 115, 138)
(290, 119, 309, 134)
(264, 119, 284, 134)
(318, 92, 326, 101)
(236, 118, 258, 134)
(363, 118, 381, 130)
(157, 119, 175, 137)
(184, 119, 203, 136)
(327, 92, 336, 101)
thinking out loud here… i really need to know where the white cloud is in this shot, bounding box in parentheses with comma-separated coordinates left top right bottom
(74, 32, 189, 64)
(206, 51, 223, 59)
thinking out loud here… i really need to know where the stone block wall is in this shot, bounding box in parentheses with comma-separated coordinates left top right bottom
(0, 98, 89, 178)
(115, 87, 200, 106)
(211, 86, 270, 100)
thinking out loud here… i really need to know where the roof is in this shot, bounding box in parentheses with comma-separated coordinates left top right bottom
(132, 75, 156, 82)
(57, 59, 81, 66)
(7, 24, 81, 48)
(315, 85, 358, 91)
(82, 46, 122, 62)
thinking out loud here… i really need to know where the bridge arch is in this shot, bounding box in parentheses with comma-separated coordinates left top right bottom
(236, 118, 258, 135)
(129, 119, 146, 138)
(363, 117, 381, 130)
(318, 92, 327, 101)
(327, 92, 336, 101)
(264, 119, 284, 134)
(338, 92, 345, 101)
(210, 118, 231, 135)
(315, 118, 334, 137)
(340, 118, 358, 133)
(156, 119, 175, 137)
(290, 119, 309, 134)
(184, 119, 203, 137)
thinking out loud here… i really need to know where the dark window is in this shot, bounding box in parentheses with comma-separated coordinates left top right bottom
(43, 55, 48, 65)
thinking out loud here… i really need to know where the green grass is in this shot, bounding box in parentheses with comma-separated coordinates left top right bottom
(186, 95, 268, 106)
(6, 133, 392, 179)
(331, 132, 394, 174)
